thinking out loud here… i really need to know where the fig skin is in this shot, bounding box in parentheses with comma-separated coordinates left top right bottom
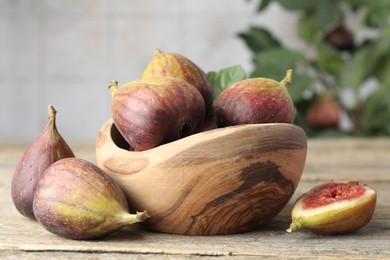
(287, 181, 377, 235)
(33, 158, 149, 240)
(11, 105, 74, 220)
(324, 25, 355, 52)
(141, 49, 214, 116)
(109, 77, 205, 151)
(214, 70, 295, 127)
(306, 96, 341, 129)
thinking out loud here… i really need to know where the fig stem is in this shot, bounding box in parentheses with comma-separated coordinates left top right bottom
(48, 105, 57, 122)
(153, 48, 163, 56)
(108, 80, 119, 97)
(286, 220, 301, 233)
(280, 69, 293, 87)
(119, 210, 150, 226)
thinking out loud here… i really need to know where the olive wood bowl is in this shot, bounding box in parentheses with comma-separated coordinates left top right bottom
(95, 118, 307, 235)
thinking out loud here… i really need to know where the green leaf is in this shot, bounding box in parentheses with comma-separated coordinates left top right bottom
(238, 26, 281, 54)
(315, 42, 346, 80)
(257, 0, 273, 11)
(250, 47, 313, 103)
(375, 58, 390, 88)
(250, 47, 304, 78)
(363, 85, 390, 135)
(362, 0, 390, 27)
(312, 0, 340, 27)
(297, 12, 323, 43)
(288, 74, 313, 103)
(276, 0, 315, 11)
(339, 47, 371, 89)
(207, 65, 247, 100)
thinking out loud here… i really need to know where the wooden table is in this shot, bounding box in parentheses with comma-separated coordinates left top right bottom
(1, 139, 389, 259)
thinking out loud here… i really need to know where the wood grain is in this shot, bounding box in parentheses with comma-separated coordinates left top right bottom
(0, 138, 389, 259)
(96, 119, 307, 235)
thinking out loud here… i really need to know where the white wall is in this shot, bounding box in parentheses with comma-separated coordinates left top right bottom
(0, 0, 301, 142)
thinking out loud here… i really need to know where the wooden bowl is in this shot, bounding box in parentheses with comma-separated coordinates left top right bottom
(95, 118, 307, 235)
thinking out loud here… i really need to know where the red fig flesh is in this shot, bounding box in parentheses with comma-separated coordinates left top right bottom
(33, 158, 149, 240)
(287, 181, 376, 235)
(11, 105, 74, 219)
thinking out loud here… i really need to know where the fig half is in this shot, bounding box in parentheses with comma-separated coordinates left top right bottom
(287, 181, 376, 235)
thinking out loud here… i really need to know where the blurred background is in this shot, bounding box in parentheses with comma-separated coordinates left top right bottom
(1, 0, 389, 142)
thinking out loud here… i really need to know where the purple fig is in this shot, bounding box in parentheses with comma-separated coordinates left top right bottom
(141, 49, 214, 116)
(109, 77, 205, 151)
(11, 105, 74, 219)
(306, 96, 341, 129)
(324, 25, 355, 52)
(214, 70, 295, 127)
(287, 181, 376, 235)
(33, 158, 149, 240)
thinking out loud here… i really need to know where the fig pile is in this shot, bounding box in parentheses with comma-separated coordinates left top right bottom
(11, 48, 377, 240)
(109, 49, 297, 151)
(11, 105, 147, 239)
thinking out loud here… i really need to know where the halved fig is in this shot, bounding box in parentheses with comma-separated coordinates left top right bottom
(287, 181, 376, 235)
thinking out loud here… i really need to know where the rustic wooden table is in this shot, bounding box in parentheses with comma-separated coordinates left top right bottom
(1, 139, 389, 259)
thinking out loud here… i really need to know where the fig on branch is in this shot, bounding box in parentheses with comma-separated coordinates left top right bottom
(306, 95, 341, 129)
(287, 181, 376, 235)
(141, 49, 214, 116)
(11, 105, 74, 219)
(324, 24, 355, 52)
(33, 158, 149, 240)
(214, 69, 295, 127)
(109, 77, 205, 151)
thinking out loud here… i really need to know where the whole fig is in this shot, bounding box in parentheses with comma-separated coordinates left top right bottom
(306, 95, 341, 129)
(214, 70, 295, 127)
(287, 181, 376, 235)
(324, 24, 355, 52)
(33, 158, 149, 240)
(141, 49, 214, 116)
(109, 77, 205, 151)
(11, 105, 74, 219)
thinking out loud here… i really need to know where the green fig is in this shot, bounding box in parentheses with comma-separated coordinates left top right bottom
(287, 181, 376, 235)
(214, 70, 295, 127)
(141, 49, 214, 116)
(33, 158, 149, 239)
(11, 105, 74, 219)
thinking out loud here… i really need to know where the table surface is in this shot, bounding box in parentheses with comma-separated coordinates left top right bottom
(1, 138, 389, 259)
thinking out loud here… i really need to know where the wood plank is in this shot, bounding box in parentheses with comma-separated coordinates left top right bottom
(1, 139, 389, 259)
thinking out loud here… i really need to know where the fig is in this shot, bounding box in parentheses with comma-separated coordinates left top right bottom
(141, 49, 214, 116)
(324, 24, 355, 52)
(306, 96, 341, 129)
(214, 70, 295, 127)
(109, 77, 205, 151)
(287, 181, 376, 235)
(33, 158, 149, 240)
(11, 105, 74, 219)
